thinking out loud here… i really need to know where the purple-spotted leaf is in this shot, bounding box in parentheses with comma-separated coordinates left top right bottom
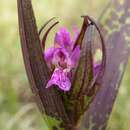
(83, 0, 130, 129)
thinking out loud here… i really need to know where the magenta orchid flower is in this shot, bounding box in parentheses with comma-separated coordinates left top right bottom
(44, 27, 80, 91)
(38, 16, 105, 94)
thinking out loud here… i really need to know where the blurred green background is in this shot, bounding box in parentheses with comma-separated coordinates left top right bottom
(0, 0, 130, 130)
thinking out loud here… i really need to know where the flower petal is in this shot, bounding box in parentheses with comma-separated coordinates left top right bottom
(54, 27, 71, 51)
(44, 47, 55, 69)
(68, 45, 80, 68)
(94, 64, 101, 76)
(46, 68, 71, 91)
(60, 27, 71, 45)
(54, 32, 63, 47)
(52, 48, 69, 67)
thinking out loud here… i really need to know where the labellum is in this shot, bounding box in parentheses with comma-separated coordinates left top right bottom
(17, 0, 106, 130)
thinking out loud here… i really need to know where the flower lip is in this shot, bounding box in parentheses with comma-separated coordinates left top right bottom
(46, 68, 71, 91)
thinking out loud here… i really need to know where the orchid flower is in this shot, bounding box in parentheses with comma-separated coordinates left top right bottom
(38, 16, 106, 125)
(39, 18, 105, 93)
(44, 27, 80, 91)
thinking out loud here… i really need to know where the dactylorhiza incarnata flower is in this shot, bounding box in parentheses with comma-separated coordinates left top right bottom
(40, 16, 105, 92)
(45, 27, 80, 91)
